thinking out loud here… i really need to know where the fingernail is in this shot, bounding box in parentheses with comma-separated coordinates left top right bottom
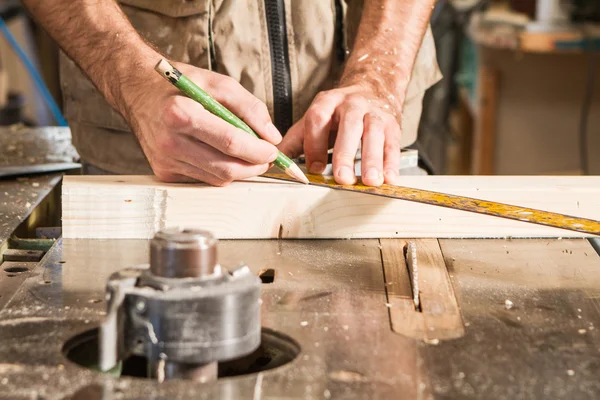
(267, 123, 283, 144)
(336, 166, 356, 183)
(384, 169, 399, 185)
(365, 168, 381, 183)
(309, 161, 325, 174)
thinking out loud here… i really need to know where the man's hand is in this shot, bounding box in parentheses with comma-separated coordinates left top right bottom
(280, 0, 436, 187)
(123, 63, 282, 185)
(279, 81, 401, 187)
(21, 0, 281, 185)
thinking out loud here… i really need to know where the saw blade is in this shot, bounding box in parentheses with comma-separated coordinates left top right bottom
(262, 172, 600, 236)
(405, 241, 420, 310)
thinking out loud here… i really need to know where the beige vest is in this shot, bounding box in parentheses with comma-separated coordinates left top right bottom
(60, 0, 442, 174)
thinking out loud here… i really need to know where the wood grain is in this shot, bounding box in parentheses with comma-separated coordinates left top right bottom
(379, 239, 412, 300)
(62, 175, 600, 239)
(381, 239, 465, 341)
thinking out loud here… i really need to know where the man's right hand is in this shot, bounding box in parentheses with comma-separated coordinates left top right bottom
(122, 63, 282, 185)
(20, 0, 280, 185)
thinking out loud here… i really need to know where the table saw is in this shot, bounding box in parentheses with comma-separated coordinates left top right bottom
(1, 127, 600, 399)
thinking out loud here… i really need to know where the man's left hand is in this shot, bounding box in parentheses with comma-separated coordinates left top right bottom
(278, 82, 402, 187)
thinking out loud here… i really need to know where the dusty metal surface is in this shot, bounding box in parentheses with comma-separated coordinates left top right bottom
(2, 126, 599, 398)
(0, 238, 427, 400)
(0, 236, 599, 399)
(1, 126, 78, 246)
(0, 126, 78, 169)
(429, 239, 600, 399)
(0, 173, 61, 316)
(0, 174, 62, 248)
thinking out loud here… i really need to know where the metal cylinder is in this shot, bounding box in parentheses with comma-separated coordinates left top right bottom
(150, 228, 218, 278)
(148, 228, 219, 382)
(164, 361, 218, 383)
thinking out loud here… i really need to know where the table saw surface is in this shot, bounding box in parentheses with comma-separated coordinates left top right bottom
(1, 127, 600, 399)
(1, 184, 600, 399)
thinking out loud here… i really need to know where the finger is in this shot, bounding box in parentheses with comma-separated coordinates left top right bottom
(383, 120, 402, 185)
(208, 76, 282, 145)
(179, 137, 270, 181)
(304, 94, 340, 174)
(154, 171, 198, 184)
(186, 108, 279, 165)
(150, 145, 227, 185)
(360, 113, 385, 186)
(173, 161, 233, 186)
(152, 158, 223, 185)
(278, 118, 305, 159)
(332, 106, 365, 185)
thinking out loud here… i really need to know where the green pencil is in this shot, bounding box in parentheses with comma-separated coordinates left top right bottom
(155, 59, 308, 184)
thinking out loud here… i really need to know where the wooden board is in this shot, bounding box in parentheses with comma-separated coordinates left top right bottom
(381, 239, 465, 341)
(61, 175, 600, 239)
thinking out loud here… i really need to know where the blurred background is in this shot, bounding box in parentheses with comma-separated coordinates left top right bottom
(0, 0, 598, 175)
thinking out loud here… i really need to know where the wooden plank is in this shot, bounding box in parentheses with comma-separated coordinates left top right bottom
(471, 66, 499, 175)
(414, 239, 464, 341)
(61, 175, 600, 239)
(380, 239, 425, 338)
(379, 239, 412, 299)
(380, 239, 465, 341)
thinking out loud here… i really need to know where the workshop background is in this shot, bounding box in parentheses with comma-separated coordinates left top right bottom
(0, 0, 599, 176)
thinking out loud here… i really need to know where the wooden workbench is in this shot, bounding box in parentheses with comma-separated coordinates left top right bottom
(2, 167, 600, 398)
(465, 21, 600, 175)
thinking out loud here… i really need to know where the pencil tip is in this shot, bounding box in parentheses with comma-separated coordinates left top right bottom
(286, 165, 309, 184)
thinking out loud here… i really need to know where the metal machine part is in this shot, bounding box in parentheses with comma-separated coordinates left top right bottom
(99, 228, 262, 383)
(149, 228, 220, 381)
(150, 229, 219, 278)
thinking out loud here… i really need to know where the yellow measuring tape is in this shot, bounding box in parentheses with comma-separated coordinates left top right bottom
(263, 172, 600, 236)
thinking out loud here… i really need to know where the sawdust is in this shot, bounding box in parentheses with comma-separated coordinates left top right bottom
(329, 370, 368, 383)
(0, 317, 54, 326)
(0, 364, 25, 373)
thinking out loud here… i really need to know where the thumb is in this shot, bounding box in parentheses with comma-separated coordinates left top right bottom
(277, 118, 305, 159)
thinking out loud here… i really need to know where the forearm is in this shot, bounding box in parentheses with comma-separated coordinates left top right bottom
(21, 0, 159, 113)
(341, 0, 436, 113)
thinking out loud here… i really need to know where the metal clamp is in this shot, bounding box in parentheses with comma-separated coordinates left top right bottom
(99, 228, 262, 382)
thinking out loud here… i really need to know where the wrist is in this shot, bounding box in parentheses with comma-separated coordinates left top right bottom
(84, 33, 162, 117)
(111, 46, 162, 115)
(339, 55, 409, 113)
